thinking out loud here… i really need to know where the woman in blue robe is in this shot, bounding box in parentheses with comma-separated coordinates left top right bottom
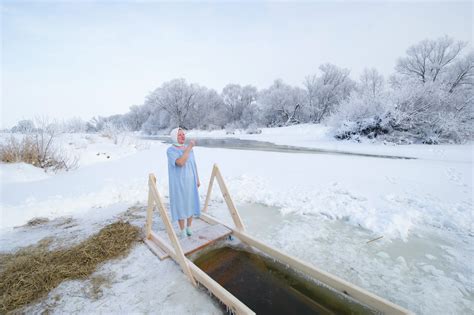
(167, 127, 201, 238)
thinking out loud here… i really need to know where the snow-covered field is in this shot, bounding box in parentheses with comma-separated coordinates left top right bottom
(0, 124, 472, 314)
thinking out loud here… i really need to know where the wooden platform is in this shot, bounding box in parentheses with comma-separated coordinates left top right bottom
(145, 217, 231, 260)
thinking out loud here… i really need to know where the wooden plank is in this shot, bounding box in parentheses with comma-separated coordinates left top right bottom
(202, 165, 216, 212)
(148, 175, 196, 286)
(156, 223, 231, 258)
(145, 189, 154, 238)
(200, 213, 412, 315)
(213, 165, 245, 231)
(200, 213, 221, 225)
(144, 238, 168, 260)
(182, 224, 231, 254)
(150, 231, 176, 258)
(188, 262, 255, 315)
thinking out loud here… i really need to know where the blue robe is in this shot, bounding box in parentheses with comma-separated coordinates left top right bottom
(167, 146, 201, 222)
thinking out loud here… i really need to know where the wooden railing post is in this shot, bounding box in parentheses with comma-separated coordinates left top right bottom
(145, 189, 154, 239)
(202, 164, 217, 212)
(213, 164, 246, 231)
(148, 173, 196, 286)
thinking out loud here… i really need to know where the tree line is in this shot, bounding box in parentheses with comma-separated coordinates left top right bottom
(11, 36, 473, 144)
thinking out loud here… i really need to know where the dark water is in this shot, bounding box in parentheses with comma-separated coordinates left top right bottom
(141, 136, 414, 160)
(193, 246, 378, 315)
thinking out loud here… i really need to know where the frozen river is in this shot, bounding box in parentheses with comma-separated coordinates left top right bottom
(207, 202, 473, 314)
(140, 136, 416, 159)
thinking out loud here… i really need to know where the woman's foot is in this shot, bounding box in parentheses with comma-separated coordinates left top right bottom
(179, 228, 187, 239)
(186, 227, 192, 236)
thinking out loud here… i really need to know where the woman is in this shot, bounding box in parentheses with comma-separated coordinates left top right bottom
(167, 127, 201, 238)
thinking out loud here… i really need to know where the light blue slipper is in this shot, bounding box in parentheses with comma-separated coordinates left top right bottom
(186, 227, 192, 236)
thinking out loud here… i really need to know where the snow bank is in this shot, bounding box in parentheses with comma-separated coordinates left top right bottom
(0, 162, 51, 184)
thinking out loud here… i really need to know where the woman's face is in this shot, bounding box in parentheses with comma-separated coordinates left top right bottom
(177, 129, 185, 144)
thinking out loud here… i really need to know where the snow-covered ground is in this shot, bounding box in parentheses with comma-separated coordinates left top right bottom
(0, 125, 472, 314)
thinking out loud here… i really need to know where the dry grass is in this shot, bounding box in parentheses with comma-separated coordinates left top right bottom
(0, 221, 141, 313)
(0, 136, 39, 165)
(86, 275, 113, 300)
(119, 205, 146, 221)
(25, 217, 50, 227)
(0, 134, 78, 172)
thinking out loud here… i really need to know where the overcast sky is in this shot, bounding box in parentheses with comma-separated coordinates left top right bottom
(1, 1, 472, 128)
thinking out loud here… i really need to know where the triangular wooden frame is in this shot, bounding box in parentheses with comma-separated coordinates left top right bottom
(144, 164, 412, 315)
(202, 164, 245, 230)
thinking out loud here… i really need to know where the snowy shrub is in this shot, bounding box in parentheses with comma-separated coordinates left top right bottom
(86, 116, 112, 133)
(329, 68, 394, 142)
(334, 115, 393, 141)
(330, 92, 392, 125)
(245, 123, 262, 134)
(100, 122, 127, 145)
(205, 124, 221, 131)
(62, 117, 87, 133)
(225, 121, 240, 134)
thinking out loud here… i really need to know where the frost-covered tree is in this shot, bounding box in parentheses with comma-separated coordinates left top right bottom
(141, 109, 170, 134)
(221, 84, 258, 127)
(359, 68, 385, 98)
(303, 74, 317, 122)
(391, 76, 473, 143)
(334, 68, 388, 121)
(11, 120, 35, 133)
(390, 36, 473, 143)
(122, 105, 150, 131)
(105, 114, 125, 129)
(305, 64, 355, 123)
(192, 88, 227, 130)
(139, 96, 167, 134)
(446, 51, 474, 93)
(259, 79, 305, 127)
(142, 79, 229, 131)
(395, 36, 466, 84)
(145, 79, 201, 129)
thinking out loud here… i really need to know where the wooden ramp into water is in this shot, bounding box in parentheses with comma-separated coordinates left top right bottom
(145, 218, 231, 260)
(144, 164, 413, 315)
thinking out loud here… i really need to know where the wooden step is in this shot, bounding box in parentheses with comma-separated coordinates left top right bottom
(147, 223, 232, 260)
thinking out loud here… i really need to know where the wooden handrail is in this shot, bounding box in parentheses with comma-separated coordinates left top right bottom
(202, 164, 245, 231)
(147, 174, 196, 286)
